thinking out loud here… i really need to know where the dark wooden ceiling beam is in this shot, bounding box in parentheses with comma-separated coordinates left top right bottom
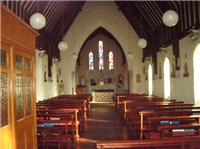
(134, 2, 156, 30)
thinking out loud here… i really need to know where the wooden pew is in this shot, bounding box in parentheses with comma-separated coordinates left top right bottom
(37, 108, 79, 148)
(37, 98, 87, 121)
(123, 100, 186, 122)
(114, 93, 147, 112)
(57, 94, 91, 110)
(138, 106, 200, 139)
(96, 136, 200, 149)
(144, 115, 200, 139)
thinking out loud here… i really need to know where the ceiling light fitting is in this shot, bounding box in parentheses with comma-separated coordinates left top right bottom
(30, 1, 46, 30)
(58, 41, 68, 51)
(137, 38, 147, 49)
(162, 10, 179, 27)
(58, 16, 68, 51)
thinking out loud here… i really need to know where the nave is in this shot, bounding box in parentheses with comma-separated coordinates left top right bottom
(1, 1, 200, 149)
(36, 94, 200, 149)
(75, 103, 131, 149)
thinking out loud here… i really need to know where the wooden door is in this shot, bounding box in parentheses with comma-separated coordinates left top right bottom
(13, 48, 37, 149)
(0, 43, 13, 149)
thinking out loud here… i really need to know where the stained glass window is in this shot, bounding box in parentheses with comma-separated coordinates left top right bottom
(0, 72, 8, 127)
(25, 76, 32, 115)
(109, 51, 114, 70)
(24, 58, 32, 71)
(0, 50, 7, 68)
(99, 41, 104, 70)
(89, 52, 94, 70)
(16, 55, 23, 71)
(16, 75, 24, 119)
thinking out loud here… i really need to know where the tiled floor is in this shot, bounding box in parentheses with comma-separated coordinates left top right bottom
(74, 103, 132, 149)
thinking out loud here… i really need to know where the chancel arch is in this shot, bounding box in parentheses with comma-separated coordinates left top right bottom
(76, 28, 129, 101)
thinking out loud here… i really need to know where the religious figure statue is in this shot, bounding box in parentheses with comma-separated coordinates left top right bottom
(171, 63, 176, 78)
(44, 71, 47, 82)
(117, 74, 123, 89)
(183, 62, 189, 77)
(59, 80, 64, 95)
(159, 63, 162, 79)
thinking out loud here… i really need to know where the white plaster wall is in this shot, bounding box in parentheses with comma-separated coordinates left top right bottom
(60, 1, 143, 94)
(145, 36, 199, 104)
(35, 49, 55, 101)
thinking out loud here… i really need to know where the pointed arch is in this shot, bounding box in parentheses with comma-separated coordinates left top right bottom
(78, 27, 127, 67)
(164, 57, 170, 99)
(193, 43, 200, 105)
(109, 51, 114, 70)
(148, 64, 153, 96)
(88, 51, 94, 70)
(99, 40, 104, 70)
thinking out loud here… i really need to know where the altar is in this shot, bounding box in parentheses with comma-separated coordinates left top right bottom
(91, 90, 114, 102)
(90, 84, 115, 102)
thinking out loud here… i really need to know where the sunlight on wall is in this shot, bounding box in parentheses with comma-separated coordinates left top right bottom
(193, 43, 200, 105)
(148, 64, 153, 96)
(52, 63, 58, 96)
(164, 57, 170, 99)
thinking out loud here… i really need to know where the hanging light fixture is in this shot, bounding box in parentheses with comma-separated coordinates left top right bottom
(71, 22, 77, 59)
(137, 17, 147, 49)
(58, 41, 68, 51)
(30, 13, 46, 30)
(58, 16, 68, 51)
(127, 24, 133, 59)
(30, 1, 46, 30)
(162, 10, 179, 27)
(137, 38, 147, 49)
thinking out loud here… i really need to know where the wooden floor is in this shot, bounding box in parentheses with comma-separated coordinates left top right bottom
(38, 103, 135, 149)
(74, 103, 134, 149)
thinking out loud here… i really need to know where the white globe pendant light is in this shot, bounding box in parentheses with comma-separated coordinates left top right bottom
(30, 13, 46, 30)
(162, 10, 179, 27)
(137, 38, 147, 49)
(58, 41, 68, 51)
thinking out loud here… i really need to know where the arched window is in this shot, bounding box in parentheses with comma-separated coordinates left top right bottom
(193, 43, 200, 105)
(109, 51, 114, 70)
(88, 52, 94, 70)
(99, 41, 104, 70)
(164, 57, 170, 99)
(148, 64, 153, 96)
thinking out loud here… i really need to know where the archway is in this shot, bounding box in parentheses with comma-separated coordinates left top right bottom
(76, 27, 129, 102)
(193, 43, 200, 105)
(164, 57, 170, 99)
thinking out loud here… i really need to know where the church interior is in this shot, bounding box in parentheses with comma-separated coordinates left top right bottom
(0, 1, 200, 149)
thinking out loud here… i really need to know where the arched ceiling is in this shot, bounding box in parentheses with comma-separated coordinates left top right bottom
(1, 1, 200, 64)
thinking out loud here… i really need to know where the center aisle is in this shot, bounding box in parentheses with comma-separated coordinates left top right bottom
(74, 103, 131, 149)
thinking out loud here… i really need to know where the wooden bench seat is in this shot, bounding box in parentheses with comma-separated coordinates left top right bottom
(37, 108, 80, 141)
(158, 123, 200, 138)
(96, 136, 200, 149)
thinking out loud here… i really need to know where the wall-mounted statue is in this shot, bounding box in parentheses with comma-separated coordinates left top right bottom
(90, 78, 96, 86)
(117, 74, 123, 89)
(159, 63, 162, 79)
(183, 62, 189, 77)
(183, 54, 189, 77)
(171, 61, 176, 78)
(59, 80, 64, 94)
